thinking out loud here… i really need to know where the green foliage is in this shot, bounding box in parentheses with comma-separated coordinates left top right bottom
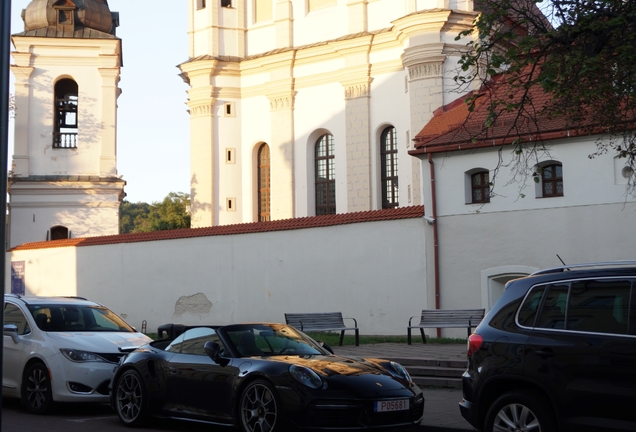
(120, 192, 191, 234)
(455, 0, 636, 194)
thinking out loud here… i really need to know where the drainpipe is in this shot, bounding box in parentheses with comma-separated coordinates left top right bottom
(428, 153, 441, 338)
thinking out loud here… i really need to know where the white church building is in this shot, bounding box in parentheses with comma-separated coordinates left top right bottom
(6, 0, 635, 336)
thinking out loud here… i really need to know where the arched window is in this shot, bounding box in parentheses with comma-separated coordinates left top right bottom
(258, 143, 270, 222)
(315, 134, 335, 215)
(381, 126, 399, 208)
(50, 226, 69, 241)
(54, 79, 78, 149)
(541, 163, 563, 197)
(471, 171, 490, 203)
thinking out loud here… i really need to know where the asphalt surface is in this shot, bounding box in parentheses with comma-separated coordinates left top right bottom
(2, 343, 477, 432)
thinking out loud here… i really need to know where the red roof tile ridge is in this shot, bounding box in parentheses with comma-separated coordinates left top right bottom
(10, 206, 425, 251)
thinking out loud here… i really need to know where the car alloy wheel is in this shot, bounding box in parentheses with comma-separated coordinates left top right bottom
(239, 380, 279, 432)
(115, 370, 148, 426)
(485, 390, 555, 432)
(22, 362, 53, 414)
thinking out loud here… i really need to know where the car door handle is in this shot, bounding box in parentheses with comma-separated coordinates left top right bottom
(534, 348, 555, 358)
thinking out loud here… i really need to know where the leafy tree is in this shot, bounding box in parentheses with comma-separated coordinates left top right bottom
(120, 192, 190, 234)
(454, 0, 636, 194)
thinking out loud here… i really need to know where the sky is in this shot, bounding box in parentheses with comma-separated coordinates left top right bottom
(9, 0, 191, 204)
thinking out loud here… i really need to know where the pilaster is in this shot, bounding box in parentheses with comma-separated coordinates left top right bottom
(275, 0, 293, 49)
(342, 77, 372, 212)
(98, 68, 120, 177)
(346, 0, 367, 34)
(266, 89, 296, 220)
(403, 46, 447, 206)
(9, 65, 34, 177)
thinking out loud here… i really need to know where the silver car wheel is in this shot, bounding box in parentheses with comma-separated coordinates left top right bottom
(493, 403, 541, 432)
(23, 363, 52, 414)
(240, 380, 278, 432)
(116, 370, 145, 425)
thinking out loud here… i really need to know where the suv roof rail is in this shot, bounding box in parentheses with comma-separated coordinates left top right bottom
(532, 261, 636, 276)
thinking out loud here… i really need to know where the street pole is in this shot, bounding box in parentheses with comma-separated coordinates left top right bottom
(0, 0, 14, 429)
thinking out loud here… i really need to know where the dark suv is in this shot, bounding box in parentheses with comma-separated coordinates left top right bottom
(460, 262, 636, 432)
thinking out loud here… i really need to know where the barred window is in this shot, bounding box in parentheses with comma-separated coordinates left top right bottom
(258, 144, 270, 221)
(381, 126, 399, 209)
(315, 134, 335, 215)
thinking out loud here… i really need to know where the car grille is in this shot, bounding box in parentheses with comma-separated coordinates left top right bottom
(96, 352, 126, 364)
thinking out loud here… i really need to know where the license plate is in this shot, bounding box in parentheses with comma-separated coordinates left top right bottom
(374, 399, 409, 412)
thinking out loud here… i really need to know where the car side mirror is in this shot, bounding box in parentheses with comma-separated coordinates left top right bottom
(204, 341, 229, 367)
(4, 324, 20, 344)
(318, 340, 334, 355)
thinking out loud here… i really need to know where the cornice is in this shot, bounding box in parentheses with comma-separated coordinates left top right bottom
(10, 65, 35, 81)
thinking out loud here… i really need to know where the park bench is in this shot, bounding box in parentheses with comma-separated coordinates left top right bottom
(285, 312, 359, 346)
(407, 309, 485, 344)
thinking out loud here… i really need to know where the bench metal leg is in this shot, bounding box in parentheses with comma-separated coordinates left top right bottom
(407, 328, 412, 345)
(420, 328, 427, 344)
(354, 329, 359, 346)
(339, 330, 345, 346)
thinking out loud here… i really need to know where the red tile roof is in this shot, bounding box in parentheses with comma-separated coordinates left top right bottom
(409, 73, 634, 155)
(10, 206, 425, 251)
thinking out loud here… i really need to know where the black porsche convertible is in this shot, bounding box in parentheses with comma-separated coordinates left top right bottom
(111, 323, 424, 431)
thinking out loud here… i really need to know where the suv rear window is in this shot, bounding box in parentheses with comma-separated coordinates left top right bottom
(518, 278, 634, 335)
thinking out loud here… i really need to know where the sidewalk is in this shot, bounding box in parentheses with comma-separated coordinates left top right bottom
(332, 343, 477, 431)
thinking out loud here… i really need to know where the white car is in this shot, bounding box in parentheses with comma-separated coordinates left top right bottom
(3, 294, 152, 413)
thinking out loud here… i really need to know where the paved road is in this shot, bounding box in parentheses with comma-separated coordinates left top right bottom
(2, 396, 472, 432)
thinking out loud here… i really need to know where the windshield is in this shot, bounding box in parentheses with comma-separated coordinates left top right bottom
(223, 324, 327, 357)
(27, 304, 135, 332)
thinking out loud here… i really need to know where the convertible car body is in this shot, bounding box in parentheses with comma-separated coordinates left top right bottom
(111, 323, 424, 431)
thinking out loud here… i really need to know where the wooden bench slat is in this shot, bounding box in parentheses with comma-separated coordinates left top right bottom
(285, 312, 359, 346)
(407, 309, 485, 344)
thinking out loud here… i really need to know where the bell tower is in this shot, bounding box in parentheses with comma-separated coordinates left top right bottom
(9, 0, 125, 247)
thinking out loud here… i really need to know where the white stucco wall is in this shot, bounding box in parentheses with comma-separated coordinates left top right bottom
(8, 216, 429, 336)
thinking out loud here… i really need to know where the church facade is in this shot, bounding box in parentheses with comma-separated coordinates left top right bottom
(179, 0, 476, 228)
(8, 0, 125, 248)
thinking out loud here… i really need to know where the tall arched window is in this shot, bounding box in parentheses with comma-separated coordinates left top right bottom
(54, 79, 78, 149)
(315, 134, 335, 215)
(258, 143, 270, 221)
(381, 126, 399, 208)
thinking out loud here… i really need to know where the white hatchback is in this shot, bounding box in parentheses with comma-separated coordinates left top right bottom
(2, 294, 152, 413)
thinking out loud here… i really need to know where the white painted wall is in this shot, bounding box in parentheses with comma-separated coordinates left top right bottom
(8, 216, 430, 336)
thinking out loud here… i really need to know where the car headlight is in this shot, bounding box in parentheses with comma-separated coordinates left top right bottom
(60, 348, 108, 363)
(289, 365, 323, 389)
(388, 361, 412, 383)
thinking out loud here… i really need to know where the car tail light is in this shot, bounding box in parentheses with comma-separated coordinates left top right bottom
(467, 333, 483, 357)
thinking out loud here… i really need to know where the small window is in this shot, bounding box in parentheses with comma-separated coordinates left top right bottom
(197, 0, 206, 9)
(226, 198, 236, 212)
(50, 225, 69, 241)
(221, 0, 232, 7)
(315, 134, 335, 215)
(226, 148, 235, 164)
(224, 102, 234, 117)
(540, 163, 563, 197)
(471, 171, 490, 203)
(518, 286, 546, 328)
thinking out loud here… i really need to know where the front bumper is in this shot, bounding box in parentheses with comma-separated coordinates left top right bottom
(282, 391, 425, 429)
(47, 353, 119, 403)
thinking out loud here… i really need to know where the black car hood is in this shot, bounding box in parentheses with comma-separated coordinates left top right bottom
(267, 354, 408, 390)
